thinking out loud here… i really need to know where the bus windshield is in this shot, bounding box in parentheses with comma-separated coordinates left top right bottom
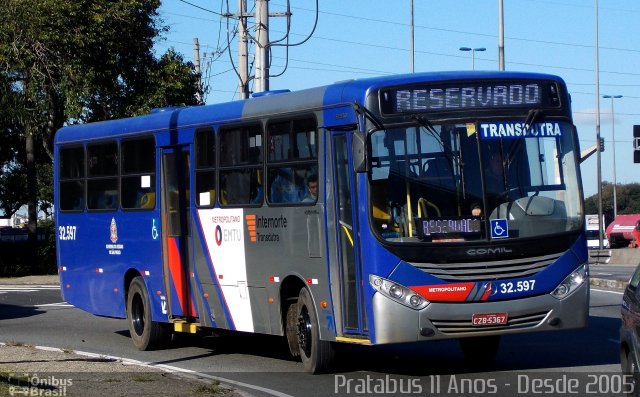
(368, 120, 582, 243)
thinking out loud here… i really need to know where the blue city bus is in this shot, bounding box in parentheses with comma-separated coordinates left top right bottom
(54, 71, 588, 373)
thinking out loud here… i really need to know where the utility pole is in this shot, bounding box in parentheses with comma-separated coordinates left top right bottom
(595, 0, 604, 250)
(410, 0, 414, 73)
(193, 38, 203, 104)
(498, 0, 505, 71)
(238, 0, 249, 99)
(255, 0, 270, 92)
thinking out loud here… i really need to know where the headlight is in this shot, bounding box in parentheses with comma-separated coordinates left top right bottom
(551, 264, 588, 299)
(369, 275, 429, 310)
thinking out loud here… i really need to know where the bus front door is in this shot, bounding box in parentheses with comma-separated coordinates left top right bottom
(331, 132, 367, 336)
(161, 146, 195, 321)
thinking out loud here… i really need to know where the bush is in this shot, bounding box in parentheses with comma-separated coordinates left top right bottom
(0, 219, 57, 277)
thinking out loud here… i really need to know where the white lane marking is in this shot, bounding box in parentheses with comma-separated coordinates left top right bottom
(0, 284, 59, 287)
(591, 288, 624, 295)
(37, 302, 73, 308)
(0, 285, 60, 294)
(0, 285, 60, 290)
(0, 343, 294, 397)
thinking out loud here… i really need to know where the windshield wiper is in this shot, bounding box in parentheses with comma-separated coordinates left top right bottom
(411, 114, 437, 135)
(411, 114, 454, 154)
(504, 109, 545, 167)
(523, 108, 544, 134)
(353, 103, 384, 130)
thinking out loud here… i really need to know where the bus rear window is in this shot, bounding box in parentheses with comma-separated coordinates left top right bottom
(59, 146, 85, 211)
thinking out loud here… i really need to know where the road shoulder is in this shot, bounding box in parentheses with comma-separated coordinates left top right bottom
(0, 343, 241, 397)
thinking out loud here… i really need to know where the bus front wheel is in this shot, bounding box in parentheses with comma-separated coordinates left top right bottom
(296, 288, 334, 373)
(127, 276, 168, 350)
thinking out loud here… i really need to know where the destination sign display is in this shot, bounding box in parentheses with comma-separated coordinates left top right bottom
(380, 80, 561, 114)
(420, 218, 482, 236)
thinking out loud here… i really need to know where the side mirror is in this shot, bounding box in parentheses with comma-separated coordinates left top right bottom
(353, 131, 367, 173)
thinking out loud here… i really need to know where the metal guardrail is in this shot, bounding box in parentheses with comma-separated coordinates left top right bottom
(589, 249, 612, 265)
(0, 228, 45, 242)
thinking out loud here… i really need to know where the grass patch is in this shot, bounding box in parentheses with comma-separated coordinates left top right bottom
(0, 369, 30, 396)
(5, 341, 31, 347)
(192, 381, 224, 396)
(132, 374, 155, 383)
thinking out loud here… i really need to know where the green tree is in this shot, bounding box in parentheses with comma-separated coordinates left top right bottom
(584, 182, 640, 226)
(0, 0, 200, 238)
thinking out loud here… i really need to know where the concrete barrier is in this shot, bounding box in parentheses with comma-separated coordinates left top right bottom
(609, 247, 640, 265)
(589, 249, 611, 265)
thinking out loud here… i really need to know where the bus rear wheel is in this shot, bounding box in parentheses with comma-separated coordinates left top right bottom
(127, 276, 168, 350)
(296, 288, 334, 373)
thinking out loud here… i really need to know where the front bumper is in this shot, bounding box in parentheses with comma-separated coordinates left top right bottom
(372, 279, 589, 344)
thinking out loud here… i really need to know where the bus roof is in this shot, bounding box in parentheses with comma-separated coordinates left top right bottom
(55, 70, 567, 145)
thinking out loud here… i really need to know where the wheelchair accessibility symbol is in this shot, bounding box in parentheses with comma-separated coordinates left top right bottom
(490, 219, 508, 239)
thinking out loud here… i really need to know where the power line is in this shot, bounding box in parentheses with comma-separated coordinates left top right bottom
(176, 0, 226, 17)
(161, 5, 640, 73)
(273, 3, 640, 54)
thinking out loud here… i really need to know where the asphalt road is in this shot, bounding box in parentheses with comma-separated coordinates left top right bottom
(0, 285, 627, 397)
(590, 263, 636, 282)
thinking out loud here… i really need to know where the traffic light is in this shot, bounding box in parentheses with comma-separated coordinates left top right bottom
(599, 137, 605, 152)
(635, 125, 640, 163)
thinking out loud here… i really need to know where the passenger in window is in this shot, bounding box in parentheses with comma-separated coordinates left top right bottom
(270, 168, 303, 203)
(302, 173, 318, 203)
(250, 170, 264, 205)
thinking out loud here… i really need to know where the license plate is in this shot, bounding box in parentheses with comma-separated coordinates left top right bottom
(472, 312, 508, 326)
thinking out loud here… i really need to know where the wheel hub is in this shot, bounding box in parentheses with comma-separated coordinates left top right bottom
(131, 293, 145, 336)
(297, 308, 312, 357)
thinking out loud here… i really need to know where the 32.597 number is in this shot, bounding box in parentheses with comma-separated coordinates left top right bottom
(499, 280, 535, 294)
(58, 225, 77, 241)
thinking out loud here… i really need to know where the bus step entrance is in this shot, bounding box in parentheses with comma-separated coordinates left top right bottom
(172, 319, 199, 334)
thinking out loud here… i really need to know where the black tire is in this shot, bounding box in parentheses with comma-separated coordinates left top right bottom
(285, 301, 300, 358)
(296, 288, 334, 373)
(127, 276, 169, 350)
(459, 335, 500, 366)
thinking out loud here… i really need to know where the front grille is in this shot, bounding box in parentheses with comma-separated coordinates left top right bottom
(412, 252, 562, 282)
(431, 311, 550, 335)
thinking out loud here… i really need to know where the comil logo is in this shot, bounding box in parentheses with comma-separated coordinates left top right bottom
(245, 214, 257, 242)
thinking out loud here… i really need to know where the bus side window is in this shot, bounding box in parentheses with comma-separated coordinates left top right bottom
(266, 117, 318, 205)
(87, 141, 119, 211)
(218, 124, 263, 207)
(121, 137, 156, 210)
(195, 127, 216, 207)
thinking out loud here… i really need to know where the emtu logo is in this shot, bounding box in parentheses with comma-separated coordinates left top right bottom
(245, 214, 257, 242)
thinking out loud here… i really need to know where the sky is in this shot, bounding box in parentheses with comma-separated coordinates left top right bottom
(155, 0, 640, 198)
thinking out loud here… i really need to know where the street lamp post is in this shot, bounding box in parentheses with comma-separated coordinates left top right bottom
(459, 47, 486, 70)
(602, 94, 623, 219)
